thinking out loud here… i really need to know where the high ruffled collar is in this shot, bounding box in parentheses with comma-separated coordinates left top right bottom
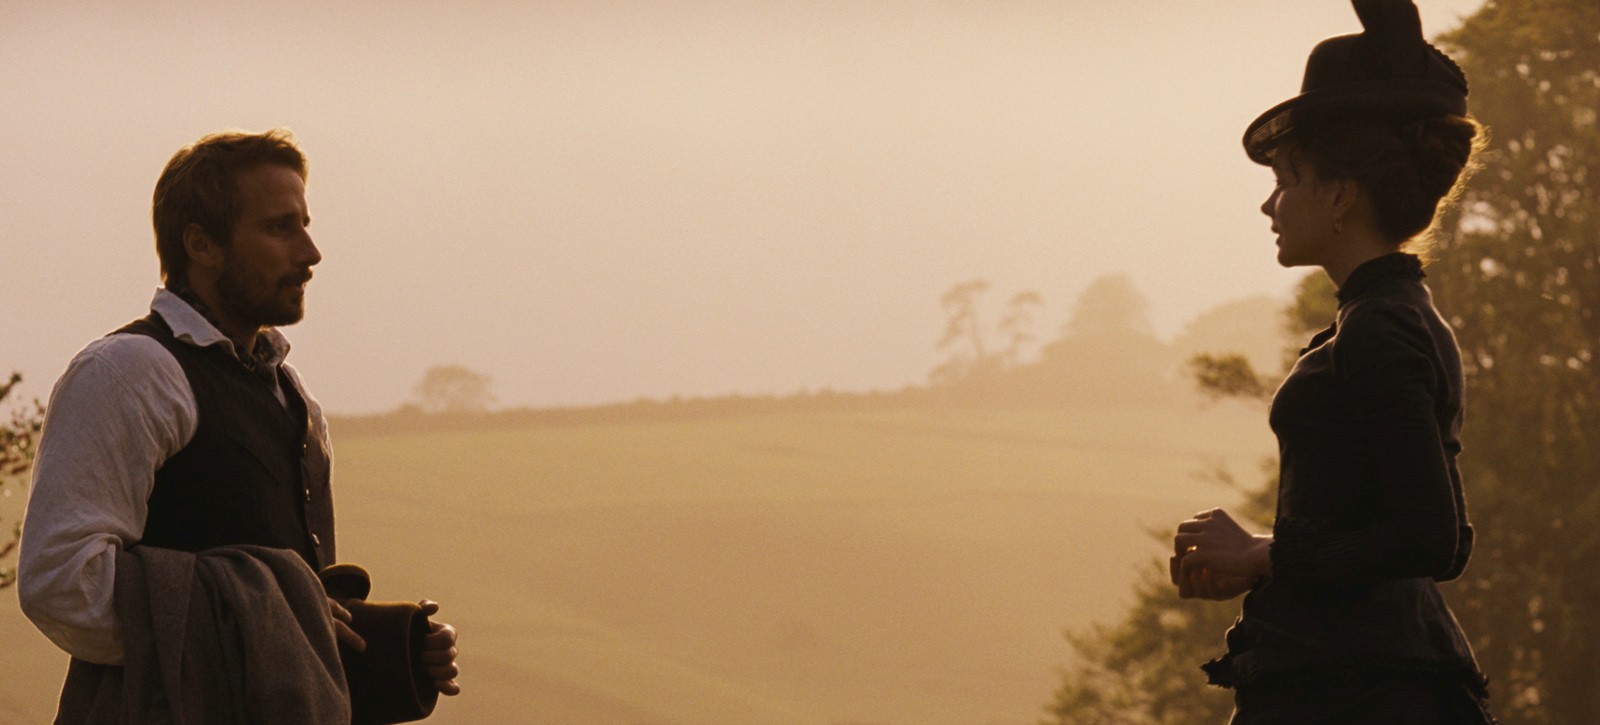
(1336, 252, 1425, 305)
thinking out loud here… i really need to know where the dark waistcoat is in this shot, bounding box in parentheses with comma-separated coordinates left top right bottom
(115, 314, 335, 569)
(53, 316, 340, 724)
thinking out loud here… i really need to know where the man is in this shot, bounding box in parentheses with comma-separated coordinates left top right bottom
(18, 129, 459, 719)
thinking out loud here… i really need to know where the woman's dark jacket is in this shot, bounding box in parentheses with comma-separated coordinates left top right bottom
(1204, 253, 1487, 690)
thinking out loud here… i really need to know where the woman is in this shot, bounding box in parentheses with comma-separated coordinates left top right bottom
(1169, 1, 1494, 722)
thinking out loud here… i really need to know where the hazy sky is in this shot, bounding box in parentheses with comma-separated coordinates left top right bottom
(1, 0, 1485, 413)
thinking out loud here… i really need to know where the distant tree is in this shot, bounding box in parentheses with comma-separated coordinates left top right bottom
(1186, 353, 1272, 403)
(1048, 2, 1600, 720)
(1, 372, 45, 588)
(1279, 274, 1338, 364)
(1428, 2, 1600, 720)
(1169, 295, 1285, 377)
(1061, 274, 1154, 341)
(931, 279, 997, 384)
(1185, 275, 1335, 404)
(412, 365, 496, 414)
(998, 290, 1045, 367)
(1033, 274, 1173, 404)
(1046, 467, 1277, 725)
(1043, 273, 1328, 724)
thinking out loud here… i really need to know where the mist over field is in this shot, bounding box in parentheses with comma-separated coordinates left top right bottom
(1, 396, 1275, 723)
(12, 1, 1556, 723)
(2, 266, 1297, 722)
(0, 0, 1485, 413)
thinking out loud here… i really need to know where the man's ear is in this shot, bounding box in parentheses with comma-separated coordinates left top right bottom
(183, 223, 223, 271)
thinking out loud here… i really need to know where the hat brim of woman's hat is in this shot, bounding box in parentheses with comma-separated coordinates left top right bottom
(1243, 79, 1469, 165)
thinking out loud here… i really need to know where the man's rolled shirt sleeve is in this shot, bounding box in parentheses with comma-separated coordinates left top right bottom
(18, 335, 195, 665)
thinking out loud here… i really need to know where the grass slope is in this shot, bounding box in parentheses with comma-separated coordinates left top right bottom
(0, 400, 1271, 724)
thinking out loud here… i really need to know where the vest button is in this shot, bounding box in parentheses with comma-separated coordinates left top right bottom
(311, 533, 322, 547)
(304, 487, 312, 502)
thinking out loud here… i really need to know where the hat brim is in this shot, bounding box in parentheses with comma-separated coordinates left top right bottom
(1243, 79, 1469, 165)
(341, 600, 441, 725)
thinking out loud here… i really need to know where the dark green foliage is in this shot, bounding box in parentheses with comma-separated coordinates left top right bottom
(1044, 274, 1327, 725)
(1279, 274, 1338, 367)
(1045, 567, 1239, 725)
(1186, 354, 1271, 403)
(1, 372, 45, 588)
(1044, 465, 1277, 725)
(1047, 3, 1600, 722)
(1430, 2, 1600, 721)
(1186, 274, 1339, 405)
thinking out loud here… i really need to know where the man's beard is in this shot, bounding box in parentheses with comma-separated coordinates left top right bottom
(216, 252, 307, 329)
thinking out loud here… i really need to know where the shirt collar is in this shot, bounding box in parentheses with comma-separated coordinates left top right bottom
(150, 288, 291, 367)
(1336, 252, 1425, 306)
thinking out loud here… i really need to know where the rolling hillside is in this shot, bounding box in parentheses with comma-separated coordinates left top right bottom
(1, 399, 1272, 724)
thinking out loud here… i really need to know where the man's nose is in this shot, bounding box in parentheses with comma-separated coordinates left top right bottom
(299, 230, 322, 267)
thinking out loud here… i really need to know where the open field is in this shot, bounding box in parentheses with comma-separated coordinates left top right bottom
(1, 400, 1271, 724)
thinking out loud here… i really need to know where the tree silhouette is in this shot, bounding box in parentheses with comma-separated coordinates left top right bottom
(412, 365, 496, 414)
(998, 290, 1044, 367)
(1428, 2, 1600, 719)
(1033, 274, 1173, 403)
(1170, 295, 1294, 378)
(931, 279, 995, 384)
(1061, 273, 1153, 341)
(1, 372, 45, 588)
(1185, 275, 1337, 403)
(1047, 3, 1600, 720)
(1044, 274, 1327, 724)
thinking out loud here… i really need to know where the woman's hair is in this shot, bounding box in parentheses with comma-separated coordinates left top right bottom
(1269, 112, 1485, 257)
(152, 129, 307, 290)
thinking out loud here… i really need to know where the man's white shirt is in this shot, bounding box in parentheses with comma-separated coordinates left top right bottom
(17, 288, 328, 665)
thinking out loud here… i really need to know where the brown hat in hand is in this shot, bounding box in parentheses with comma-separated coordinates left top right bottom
(1243, 0, 1469, 164)
(319, 564, 441, 725)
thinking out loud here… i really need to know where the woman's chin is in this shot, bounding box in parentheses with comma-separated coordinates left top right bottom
(1275, 245, 1313, 269)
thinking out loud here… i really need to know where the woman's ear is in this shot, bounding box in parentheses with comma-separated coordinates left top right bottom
(1324, 177, 1365, 224)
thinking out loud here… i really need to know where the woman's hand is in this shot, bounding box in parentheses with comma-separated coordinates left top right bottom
(1169, 556, 1257, 600)
(1170, 508, 1272, 599)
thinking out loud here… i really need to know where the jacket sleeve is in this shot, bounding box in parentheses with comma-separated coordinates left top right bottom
(17, 335, 195, 665)
(1270, 301, 1462, 586)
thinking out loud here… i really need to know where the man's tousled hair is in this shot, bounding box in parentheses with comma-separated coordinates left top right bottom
(152, 129, 307, 289)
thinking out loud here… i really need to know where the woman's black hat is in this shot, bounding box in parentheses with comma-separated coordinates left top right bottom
(1243, 0, 1469, 164)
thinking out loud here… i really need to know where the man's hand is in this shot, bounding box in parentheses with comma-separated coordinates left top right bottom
(327, 597, 367, 651)
(418, 600, 460, 696)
